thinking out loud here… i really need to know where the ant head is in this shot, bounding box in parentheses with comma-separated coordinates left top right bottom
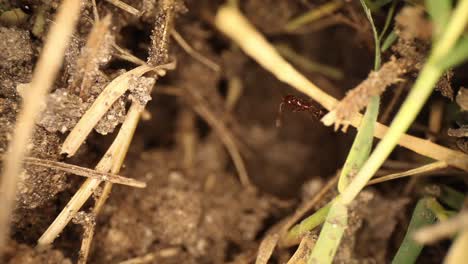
(284, 94, 296, 104)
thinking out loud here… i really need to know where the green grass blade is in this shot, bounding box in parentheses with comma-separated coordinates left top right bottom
(339, 0, 468, 209)
(392, 198, 437, 264)
(381, 30, 398, 52)
(438, 35, 468, 69)
(281, 202, 332, 246)
(338, 96, 379, 192)
(309, 1, 381, 262)
(439, 185, 465, 211)
(308, 200, 348, 264)
(379, 0, 398, 41)
(338, 0, 381, 192)
(426, 0, 452, 39)
(284, 0, 343, 32)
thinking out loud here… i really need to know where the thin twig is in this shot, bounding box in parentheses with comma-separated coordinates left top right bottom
(77, 101, 146, 263)
(38, 101, 145, 246)
(119, 248, 180, 264)
(21, 157, 146, 188)
(104, 0, 140, 16)
(61, 62, 174, 156)
(184, 88, 253, 189)
(214, 5, 468, 172)
(0, 0, 81, 254)
(112, 43, 146, 65)
(171, 29, 221, 72)
(367, 161, 449, 185)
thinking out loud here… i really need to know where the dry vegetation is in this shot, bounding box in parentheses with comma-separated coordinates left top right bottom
(0, 0, 467, 263)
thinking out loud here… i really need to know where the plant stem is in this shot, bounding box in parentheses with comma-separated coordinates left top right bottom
(341, 62, 441, 205)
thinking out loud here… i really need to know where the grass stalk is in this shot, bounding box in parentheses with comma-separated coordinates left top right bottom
(22, 157, 146, 188)
(392, 198, 437, 264)
(367, 161, 448, 185)
(38, 101, 144, 246)
(281, 201, 331, 247)
(214, 5, 468, 172)
(310, 1, 381, 260)
(0, 0, 81, 254)
(284, 0, 344, 32)
(340, 0, 468, 206)
(444, 230, 468, 264)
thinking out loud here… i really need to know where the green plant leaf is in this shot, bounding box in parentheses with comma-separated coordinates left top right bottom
(381, 30, 398, 52)
(338, 96, 379, 192)
(308, 200, 348, 264)
(281, 202, 332, 247)
(438, 35, 468, 69)
(426, 0, 452, 39)
(392, 198, 437, 264)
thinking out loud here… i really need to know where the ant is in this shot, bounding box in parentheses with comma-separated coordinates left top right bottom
(276, 94, 326, 127)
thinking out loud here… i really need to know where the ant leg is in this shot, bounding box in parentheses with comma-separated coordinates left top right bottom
(276, 102, 285, 127)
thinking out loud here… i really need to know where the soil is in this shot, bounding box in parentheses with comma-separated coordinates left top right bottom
(0, 0, 467, 263)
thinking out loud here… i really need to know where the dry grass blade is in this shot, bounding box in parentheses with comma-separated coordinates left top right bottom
(185, 88, 253, 189)
(78, 101, 147, 263)
(367, 161, 448, 185)
(118, 248, 180, 264)
(215, 5, 468, 172)
(255, 233, 279, 264)
(444, 229, 468, 264)
(104, 0, 140, 16)
(171, 29, 221, 72)
(286, 233, 315, 264)
(23, 157, 146, 188)
(70, 14, 113, 98)
(113, 43, 146, 65)
(322, 57, 406, 130)
(413, 211, 468, 244)
(0, 0, 81, 254)
(39, 101, 146, 246)
(62, 62, 174, 156)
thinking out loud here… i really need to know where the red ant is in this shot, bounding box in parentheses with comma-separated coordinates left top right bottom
(276, 95, 326, 127)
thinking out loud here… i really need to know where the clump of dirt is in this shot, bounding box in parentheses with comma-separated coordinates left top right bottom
(0, 26, 67, 212)
(4, 240, 71, 264)
(93, 149, 271, 263)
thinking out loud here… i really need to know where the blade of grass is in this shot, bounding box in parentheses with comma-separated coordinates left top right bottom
(275, 43, 343, 80)
(0, 0, 81, 255)
(308, 200, 347, 264)
(438, 35, 468, 69)
(284, 0, 344, 32)
(367, 161, 448, 185)
(438, 185, 464, 211)
(392, 198, 437, 264)
(444, 230, 468, 264)
(310, 1, 381, 261)
(281, 201, 332, 247)
(339, 0, 468, 208)
(379, 0, 398, 41)
(381, 30, 398, 52)
(426, 0, 452, 39)
(214, 3, 468, 171)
